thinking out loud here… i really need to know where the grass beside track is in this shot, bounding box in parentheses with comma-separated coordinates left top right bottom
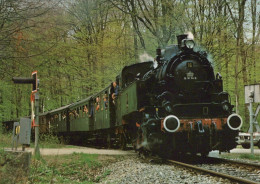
(29, 153, 108, 183)
(0, 131, 80, 149)
(220, 153, 260, 162)
(1, 152, 124, 184)
(0, 131, 110, 183)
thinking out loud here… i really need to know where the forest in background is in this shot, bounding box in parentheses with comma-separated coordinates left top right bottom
(0, 0, 259, 131)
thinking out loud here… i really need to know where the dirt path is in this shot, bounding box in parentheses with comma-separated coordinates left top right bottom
(5, 147, 136, 156)
(5, 147, 259, 156)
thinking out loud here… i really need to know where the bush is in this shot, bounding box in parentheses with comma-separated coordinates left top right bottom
(239, 154, 260, 161)
(37, 134, 62, 148)
(0, 132, 12, 148)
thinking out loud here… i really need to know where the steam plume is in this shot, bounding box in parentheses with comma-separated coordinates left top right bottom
(139, 52, 154, 63)
(186, 31, 194, 40)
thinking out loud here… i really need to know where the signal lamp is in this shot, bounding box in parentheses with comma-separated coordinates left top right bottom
(32, 71, 37, 93)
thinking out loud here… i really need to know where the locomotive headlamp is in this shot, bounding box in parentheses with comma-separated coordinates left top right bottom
(227, 114, 243, 130)
(163, 115, 180, 133)
(184, 39, 195, 49)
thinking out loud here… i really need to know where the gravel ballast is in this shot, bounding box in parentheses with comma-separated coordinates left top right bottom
(99, 156, 233, 184)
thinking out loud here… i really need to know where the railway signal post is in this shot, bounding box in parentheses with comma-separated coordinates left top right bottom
(12, 71, 40, 157)
(34, 89, 40, 157)
(245, 84, 260, 155)
(249, 91, 254, 154)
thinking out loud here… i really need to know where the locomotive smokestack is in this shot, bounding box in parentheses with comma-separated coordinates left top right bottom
(177, 34, 188, 48)
(156, 48, 163, 65)
(156, 48, 161, 56)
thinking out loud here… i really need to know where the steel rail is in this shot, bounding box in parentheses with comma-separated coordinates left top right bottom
(168, 159, 259, 184)
(208, 156, 260, 169)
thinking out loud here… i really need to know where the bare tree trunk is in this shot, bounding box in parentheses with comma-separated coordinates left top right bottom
(227, 0, 246, 114)
(251, 0, 256, 83)
(128, 0, 146, 49)
(133, 30, 138, 62)
(223, 3, 229, 91)
(237, 0, 247, 120)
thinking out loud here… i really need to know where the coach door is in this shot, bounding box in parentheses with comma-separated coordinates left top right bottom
(66, 109, 70, 132)
(88, 98, 94, 131)
(102, 90, 110, 129)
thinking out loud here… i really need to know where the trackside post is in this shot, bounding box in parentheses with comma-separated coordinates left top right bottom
(12, 71, 40, 157)
(245, 84, 260, 155)
(34, 90, 40, 157)
(249, 91, 254, 155)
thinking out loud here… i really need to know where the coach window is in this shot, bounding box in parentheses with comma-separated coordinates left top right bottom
(70, 111, 73, 119)
(70, 110, 73, 117)
(84, 105, 88, 115)
(89, 99, 94, 117)
(103, 92, 108, 110)
(77, 108, 80, 118)
(52, 115, 55, 123)
(73, 109, 76, 119)
(82, 106, 84, 117)
(54, 114, 58, 121)
(100, 95, 103, 111)
(81, 107, 84, 117)
(80, 106, 83, 117)
(62, 112, 66, 120)
(95, 96, 100, 112)
(71, 110, 76, 119)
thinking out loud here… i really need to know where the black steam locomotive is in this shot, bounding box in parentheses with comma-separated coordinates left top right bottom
(127, 34, 243, 157)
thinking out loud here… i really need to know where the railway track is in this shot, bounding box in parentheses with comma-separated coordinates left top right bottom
(207, 156, 260, 169)
(168, 157, 260, 184)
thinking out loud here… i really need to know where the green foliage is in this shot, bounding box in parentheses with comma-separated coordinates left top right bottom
(0, 151, 119, 183)
(38, 134, 62, 149)
(0, 149, 15, 167)
(0, 149, 31, 183)
(29, 153, 102, 183)
(95, 169, 111, 183)
(239, 154, 260, 161)
(0, 130, 67, 149)
(221, 153, 260, 162)
(0, 133, 12, 148)
(0, 80, 30, 122)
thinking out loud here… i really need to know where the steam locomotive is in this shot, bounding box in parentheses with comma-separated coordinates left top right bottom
(130, 34, 243, 157)
(3, 34, 242, 157)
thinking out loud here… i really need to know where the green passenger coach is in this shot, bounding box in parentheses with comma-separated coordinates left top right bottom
(38, 61, 154, 148)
